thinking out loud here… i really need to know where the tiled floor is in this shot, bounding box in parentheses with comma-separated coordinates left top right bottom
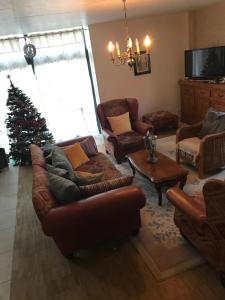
(0, 166, 18, 300)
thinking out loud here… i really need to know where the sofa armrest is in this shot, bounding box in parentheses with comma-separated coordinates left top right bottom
(56, 136, 92, 147)
(166, 187, 206, 223)
(176, 122, 202, 143)
(43, 185, 146, 235)
(132, 121, 153, 135)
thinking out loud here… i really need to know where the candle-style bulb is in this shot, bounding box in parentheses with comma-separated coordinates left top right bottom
(144, 35, 152, 53)
(135, 38, 140, 54)
(116, 42, 121, 57)
(108, 41, 115, 52)
(127, 37, 133, 49)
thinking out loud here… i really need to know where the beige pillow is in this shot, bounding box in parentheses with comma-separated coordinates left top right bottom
(64, 143, 89, 169)
(107, 112, 132, 135)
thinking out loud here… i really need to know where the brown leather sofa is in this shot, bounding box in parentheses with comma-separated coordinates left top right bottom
(97, 98, 152, 163)
(30, 136, 146, 258)
(167, 180, 225, 285)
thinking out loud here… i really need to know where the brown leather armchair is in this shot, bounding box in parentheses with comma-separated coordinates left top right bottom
(176, 122, 225, 178)
(167, 180, 225, 286)
(97, 98, 152, 163)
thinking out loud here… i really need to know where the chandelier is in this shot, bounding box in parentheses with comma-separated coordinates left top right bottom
(107, 0, 152, 68)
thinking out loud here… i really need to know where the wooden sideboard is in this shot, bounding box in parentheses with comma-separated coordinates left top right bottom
(179, 80, 225, 124)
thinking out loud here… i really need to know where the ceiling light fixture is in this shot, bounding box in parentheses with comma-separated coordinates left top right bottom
(107, 0, 152, 68)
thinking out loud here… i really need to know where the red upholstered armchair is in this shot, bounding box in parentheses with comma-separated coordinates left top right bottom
(97, 98, 152, 163)
(167, 180, 225, 285)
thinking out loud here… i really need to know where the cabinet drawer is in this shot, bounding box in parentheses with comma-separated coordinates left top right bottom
(195, 88, 210, 98)
(211, 88, 225, 100)
(181, 85, 194, 96)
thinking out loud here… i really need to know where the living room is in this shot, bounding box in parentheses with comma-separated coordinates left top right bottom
(1, 0, 225, 299)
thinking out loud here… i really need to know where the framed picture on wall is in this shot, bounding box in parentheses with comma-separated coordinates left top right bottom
(134, 51, 151, 76)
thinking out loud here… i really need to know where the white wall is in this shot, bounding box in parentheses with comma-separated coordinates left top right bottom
(189, 1, 225, 49)
(89, 12, 189, 117)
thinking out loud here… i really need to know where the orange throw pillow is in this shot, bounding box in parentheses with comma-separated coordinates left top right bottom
(64, 143, 89, 169)
(107, 112, 132, 135)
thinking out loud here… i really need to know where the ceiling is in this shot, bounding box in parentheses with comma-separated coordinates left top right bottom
(0, 0, 223, 36)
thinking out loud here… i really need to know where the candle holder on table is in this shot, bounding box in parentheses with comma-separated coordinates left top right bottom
(143, 130, 158, 163)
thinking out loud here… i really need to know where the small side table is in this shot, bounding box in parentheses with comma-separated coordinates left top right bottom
(0, 148, 8, 171)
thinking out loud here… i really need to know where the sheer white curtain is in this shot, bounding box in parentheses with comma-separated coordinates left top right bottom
(0, 29, 99, 152)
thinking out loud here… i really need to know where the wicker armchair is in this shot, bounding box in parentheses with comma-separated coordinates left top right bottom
(176, 122, 225, 178)
(167, 179, 225, 286)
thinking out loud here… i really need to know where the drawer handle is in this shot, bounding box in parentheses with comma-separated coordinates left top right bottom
(218, 93, 224, 98)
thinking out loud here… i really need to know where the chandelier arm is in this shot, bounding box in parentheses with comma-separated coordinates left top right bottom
(123, 0, 129, 38)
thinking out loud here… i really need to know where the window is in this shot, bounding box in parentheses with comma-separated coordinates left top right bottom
(0, 28, 99, 152)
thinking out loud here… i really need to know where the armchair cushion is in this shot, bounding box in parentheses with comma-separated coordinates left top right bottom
(107, 112, 132, 135)
(117, 131, 144, 151)
(198, 107, 225, 138)
(177, 137, 201, 166)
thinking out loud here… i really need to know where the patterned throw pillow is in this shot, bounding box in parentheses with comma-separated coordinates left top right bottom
(79, 175, 133, 197)
(80, 136, 98, 157)
(47, 172, 81, 204)
(64, 143, 89, 169)
(74, 171, 103, 186)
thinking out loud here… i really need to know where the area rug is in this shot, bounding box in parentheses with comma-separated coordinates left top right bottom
(118, 135, 225, 281)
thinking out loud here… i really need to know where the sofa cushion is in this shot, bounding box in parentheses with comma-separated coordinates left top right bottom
(80, 175, 133, 197)
(74, 171, 103, 186)
(80, 136, 98, 157)
(51, 147, 74, 181)
(76, 153, 122, 181)
(64, 143, 89, 169)
(107, 112, 132, 135)
(198, 107, 225, 138)
(46, 164, 69, 179)
(117, 131, 144, 151)
(178, 137, 201, 166)
(47, 172, 81, 204)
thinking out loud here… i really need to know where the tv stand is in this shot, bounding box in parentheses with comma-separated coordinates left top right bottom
(179, 80, 225, 124)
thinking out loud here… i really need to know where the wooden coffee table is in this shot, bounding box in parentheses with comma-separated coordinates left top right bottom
(126, 150, 188, 206)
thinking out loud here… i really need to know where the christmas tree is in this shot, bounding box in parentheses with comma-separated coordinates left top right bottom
(5, 76, 54, 165)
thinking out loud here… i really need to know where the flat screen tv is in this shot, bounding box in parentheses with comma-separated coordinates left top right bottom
(185, 46, 225, 80)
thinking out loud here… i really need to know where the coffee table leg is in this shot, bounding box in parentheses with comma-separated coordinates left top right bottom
(179, 175, 187, 190)
(155, 183, 163, 206)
